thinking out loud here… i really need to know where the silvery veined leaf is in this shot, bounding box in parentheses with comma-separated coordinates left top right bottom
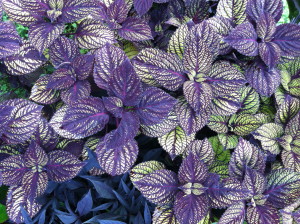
(273, 24, 300, 57)
(230, 114, 261, 136)
(259, 42, 281, 69)
(96, 139, 138, 176)
(185, 0, 209, 24)
(282, 150, 300, 173)
(61, 80, 91, 105)
(183, 81, 212, 114)
(102, 97, 124, 118)
(245, 62, 281, 96)
(218, 201, 246, 224)
(243, 168, 266, 197)
(75, 19, 116, 49)
(275, 96, 300, 125)
(252, 123, 284, 155)
(134, 169, 179, 205)
(49, 36, 80, 67)
(152, 206, 179, 224)
(118, 17, 153, 41)
(136, 87, 177, 125)
(72, 54, 94, 80)
(0, 105, 14, 135)
(239, 86, 260, 114)
(174, 191, 209, 224)
(206, 16, 234, 55)
(4, 41, 46, 75)
(216, 0, 247, 24)
(60, 0, 98, 23)
(175, 96, 210, 135)
(158, 126, 195, 160)
(47, 68, 76, 90)
(246, 0, 283, 23)
(6, 186, 41, 224)
(23, 141, 48, 168)
(2, 0, 37, 26)
(208, 136, 231, 163)
(130, 160, 166, 184)
(0, 155, 26, 185)
(209, 161, 229, 180)
(30, 75, 61, 105)
(133, 0, 153, 16)
(285, 112, 300, 136)
(50, 97, 109, 139)
(210, 91, 240, 116)
(183, 33, 213, 75)
(104, 111, 140, 149)
(55, 139, 84, 157)
(168, 24, 189, 59)
(93, 43, 127, 90)
(28, 22, 64, 53)
(22, 170, 48, 200)
(229, 138, 265, 180)
(264, 169, 300, 208)
(205, 60, 245, 96)
(184, 139, 215, 167)
(107, 59, 142, 106)
(224, 22, 258, 57)
(1, 99, 43, 144)
(141, 110, 178, 138)
(207, 115, 229, 134)
(46, 150, 85, 182)
(218, 133, 239, 150)
(256, 12, 276, 40)
(246, 203, 280, 224)
(0, 22, 21, 59)
(178, 153, 208, 184)
(206, 174, 249, 209)
(107, 0, 130, 23)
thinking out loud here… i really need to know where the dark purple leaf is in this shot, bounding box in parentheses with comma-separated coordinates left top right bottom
(186, 139, 215, 166)
(0, 22, 21, 59)
(174, 191, 209, 224)
(46, 150, 85, 182)
(22, 170, 48, 200)
(185, 0, 209, 24)
(134, 169, 179, 205)
(136, 87, 177, 125)
(72, 54, 94, 80)
(108, 60, 142, 106)
(0, 105, 14, 135)
(96, 139, 139, 176)
(219, 201, 246, 224)
(0, 155, 26, 185)
(23, 141, 48, 167)
(118, 17, 153, 41)
(243, 168, 267, 196)
(107, 0, 130, 23)
(47, 68, 76, 90)
(246, 203, 280, 224)
(259, 42, 281, 68)
(225, 22, 258, 56)
(61, 80, 91, 105)
(102, 97, 124, 118)
(134, 0, 153, 15)
(256, 13, 276, 40)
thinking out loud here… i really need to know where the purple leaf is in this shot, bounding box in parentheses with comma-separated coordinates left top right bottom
(243, 168, 267, 196)
(104, 112, 140, 149)
(107, 0, 130, 23)
(245, 62, 280, 96)
(281, 150, 300, 172)
(152, 206, 178, 224)
(49, 37, 80, 68)
(102, 97, 124, 118)
(264, 169, 300, 208)
(0, 22, 21, 59)
(136, 87, 177, 125)
(22, 170, 48, 200)
(134, 169, 179, 205)
(72, 54, 94, 80)
(256, 13, 276, 40)
(183, 81, 213, 114)
(229, 138, 265, 180)
(259, 42, 281, 68)
(118, 17, 153, 41)
(219, 201, 246, 224)
(246, 0, 283, 23)
(178, 154, 208, 184)
(246, 203, 280, 224)
(61, 80, 91, 105)
(75, 19, 116, 49)
(0, 155, 26, 185)
(93, 43, 127, 90)
(0, 105, 14, 135)
(273, 24, 300, 57)
(52, 97, 109, 139)
(96, 139, 139, 176)
(47, 68, 75, 90)
(134, 0, 153, 15)
(186, 139, 215, 166)
(108, 60, 142, 106)
(46, 150, 85, 182)
(225, 22, 258, 56)
(185, 0, 210, 24)
(29, 22, 64, 53)
(1, 99, 43, 144)
(174, 191, 209, 224)
(23, 142, 48, 167)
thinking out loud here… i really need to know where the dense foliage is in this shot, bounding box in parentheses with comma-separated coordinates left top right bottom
(0, 0, 300, 223)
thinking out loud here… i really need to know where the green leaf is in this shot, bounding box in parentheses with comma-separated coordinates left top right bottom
(230, 114, 261, 136)
(253, 123, 284, 154)
(209, 161, 229, 179)
(275, 96, 300, 125)
(218, 133, 239, 150)
(207, 115, 229, 133)
(208, 136, 231, 162)
(168, 24, 188, 59)
(216, 0, 247, 24)
(130, 161, 166, 184)
(239, 86, 260, 114)
(211, 91, 241, 116)
(0, 204, 8, 223)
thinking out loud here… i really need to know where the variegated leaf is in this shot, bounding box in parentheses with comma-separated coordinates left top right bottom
(185, 139, 215, 166)
(93, 43, 127, 90)
(0, 155, 26, 185)
(243, 168, 267, 197)
(282, 150, 300, 173)
(130, 161, 165, 184)
(218, 133, 239, 150)
(216, 0, 247, 24)
(168, 24, 189, 59)
(246, 203, 280, 224)
(61, 80, 91, 105)
(275, 96, 300, 125)
(207, 115, 229, 134)
(0, 22, 21, 59)
(23, 141, 48, 167)
(4, 42, 45, 75)
(230, 114, 261, 136)
(285, 112, 300, 136)
(239, 86, 260, 114)
(47, 68, 75, 90)
(75, 19, 116, 49)
(46, 150, 85, 182)
(218, 201, 246, 224)
(252, 123, 284, 154)
(29, 22, 64, 53)
(22, 171, 48, 200)
(158, 126, 195, 160)
(211, 91, 240, 116)
(153, 206, 179, 224)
